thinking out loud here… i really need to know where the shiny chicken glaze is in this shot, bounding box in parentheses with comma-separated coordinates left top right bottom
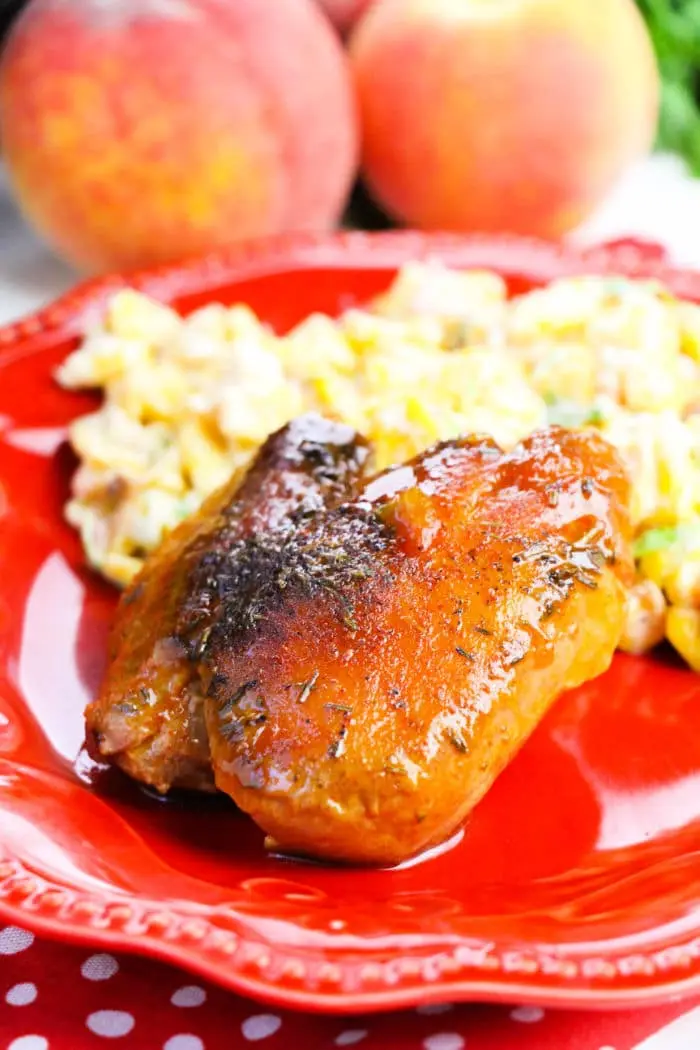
(201, 426, 632, 864)
(89, 420, 632, 865)
(87, 415, 371, 793)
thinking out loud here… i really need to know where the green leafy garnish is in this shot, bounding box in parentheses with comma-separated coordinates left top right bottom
(636, 0, 700, 174)
(544, 396, 607, 429)
(634, 522, 700, 558)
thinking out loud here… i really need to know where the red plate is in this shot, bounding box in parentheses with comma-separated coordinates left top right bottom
(1, 231, 700, 1014)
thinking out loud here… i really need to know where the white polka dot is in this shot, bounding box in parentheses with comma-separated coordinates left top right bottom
(417, 1002, 454, 1016)
(8, 1039, 48, 1050)
(81, 953, 119, 981)
(423, 1036, 465, 1050)
(163, 1037, 204, 1050)
(86, 1010, 135, 1038)
(335, 1033, 368, 1047)
(6, 983, 38, 1006)
(241, 1014, 282, 1041)
(510, 1005, 545, 1024)
(171, 985, 207, 1008)
(0, 926, 35, 955)
(599, 1046, 617, 1050)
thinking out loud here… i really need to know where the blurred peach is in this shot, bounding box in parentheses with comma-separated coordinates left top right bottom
(350, 0, 659, 236)
(0, 0, 358, 273)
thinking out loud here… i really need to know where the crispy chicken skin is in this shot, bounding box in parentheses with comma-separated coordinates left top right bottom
(86, 415, 371, 793)
(200, 426, 632, 865)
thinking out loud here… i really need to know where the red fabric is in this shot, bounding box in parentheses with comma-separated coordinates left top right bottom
(0, 927, 698, 1049)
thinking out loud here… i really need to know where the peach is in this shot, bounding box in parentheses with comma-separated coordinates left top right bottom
(0, 0, 358, 273)
(350, 0, 659, 237)
(316, 0, 376, 35)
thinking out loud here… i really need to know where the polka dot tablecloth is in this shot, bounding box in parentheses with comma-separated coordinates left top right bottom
(1, 926, 699, 1049)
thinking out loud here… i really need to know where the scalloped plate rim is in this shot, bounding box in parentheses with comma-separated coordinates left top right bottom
(4, 890, 700, 1014)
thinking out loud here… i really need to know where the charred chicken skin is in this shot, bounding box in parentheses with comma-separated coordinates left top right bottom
(89, 420, 632, 866)
(200, 426, 632, 864)
(87, 415, 371, 793)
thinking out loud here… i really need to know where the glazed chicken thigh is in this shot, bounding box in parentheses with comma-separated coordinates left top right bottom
(87, 415, 371, 792)
(89, 420, 632, 865)
(200, 426, 632, 863)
